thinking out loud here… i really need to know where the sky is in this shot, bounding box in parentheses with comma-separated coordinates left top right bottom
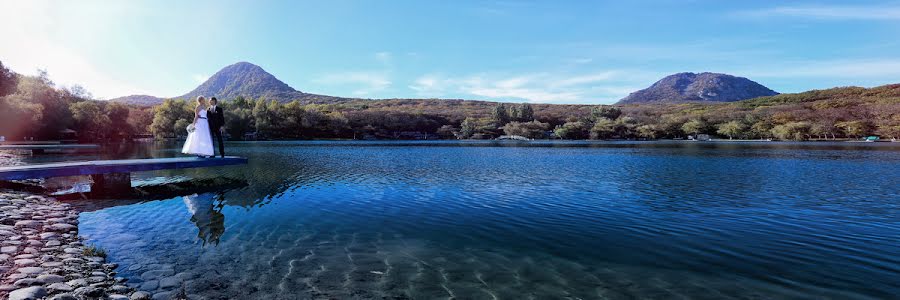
(1, 0, 899, 104)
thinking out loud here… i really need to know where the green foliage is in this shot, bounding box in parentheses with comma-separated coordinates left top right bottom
(835, 120, 872, 138)
(0, 61, 17, 97)
(502, 121, 549, 139)
(681, 119, 706, 135)
(459, 117, 477, 139)
(716, 121, 746, 139)
(0, 70, 141, 141)
(150, 99, 192, 138)
(591, 106, 622, 121)
(491, 103, 509, 126)
(771, 122, 811, 141)
(554, 121, 589, 139)
(83, 244, 107, 258)
(636, 124, 660, 139)
(590, 118, 616, 140)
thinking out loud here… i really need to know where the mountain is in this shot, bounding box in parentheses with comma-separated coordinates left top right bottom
(617, 72, 778, 104)
(109, 94, 163, 106)
(112, 62, 345, 106)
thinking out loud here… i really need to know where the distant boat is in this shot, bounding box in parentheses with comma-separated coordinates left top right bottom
(865, 136, 880, 142)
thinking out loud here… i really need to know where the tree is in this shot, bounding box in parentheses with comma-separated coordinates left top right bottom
(636, 124, 660, 139)
(716, 121, 746, 140)
(615, 116, 638, 138)
(554, 121, 588, 139)
(0, 60, 17, 97)
(491, 103, 509, 126)
(835, 120, 871, 139)
(106, 102, 132, 139)
(590, 118, 616, 139)
(459, 117, 477, 139)
(69, 101, 111, 140)
(502, 121, 549, 139)
(253, 99, 282, 138)
(750, 120, 774, 139)
(127, 107, 154, 134)
(150, 99, 192, 138)
(591, 105, 621, 121)
(681, 119, 706, 136)
(771, 122, 811, 141)
(514, 103, 534, 122)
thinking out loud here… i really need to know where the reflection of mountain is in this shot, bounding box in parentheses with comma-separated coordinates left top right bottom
(183, 193, 225, 246)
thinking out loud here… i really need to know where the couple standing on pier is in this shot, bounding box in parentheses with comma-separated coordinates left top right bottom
(182, 96, 226, 158)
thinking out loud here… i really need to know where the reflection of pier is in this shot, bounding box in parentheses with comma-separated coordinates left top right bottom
(0, 156, 248, 195)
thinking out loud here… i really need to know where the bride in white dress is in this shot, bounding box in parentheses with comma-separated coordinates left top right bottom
(181, 96, 215, 157)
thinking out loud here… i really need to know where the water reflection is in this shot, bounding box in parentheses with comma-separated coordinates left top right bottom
(73, 141, 900, 299)
(182, 193, 225, 246)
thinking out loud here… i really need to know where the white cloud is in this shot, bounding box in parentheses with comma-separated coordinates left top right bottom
(375, 52, 392, 64)
(192, 74, 209, 84)
(739, 58, 900, 79)
(313, 71, 392, 96)
(409, 71, 638, 104)
(569, 58, 594, 64)
(739, 4, 900, 20)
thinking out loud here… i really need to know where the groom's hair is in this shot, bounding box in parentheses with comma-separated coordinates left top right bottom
(210, 97, 217, 103)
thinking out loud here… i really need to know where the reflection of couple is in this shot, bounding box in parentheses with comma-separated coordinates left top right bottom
(181, 96, 225, 158)
(183, 193, 225, 246)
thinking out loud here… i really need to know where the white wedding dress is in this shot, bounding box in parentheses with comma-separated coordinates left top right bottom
(181, 109, 214, 156)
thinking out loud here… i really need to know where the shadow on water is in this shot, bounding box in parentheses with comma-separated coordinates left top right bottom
(59, 177, 244, 247)
(58, 177, 249, 211)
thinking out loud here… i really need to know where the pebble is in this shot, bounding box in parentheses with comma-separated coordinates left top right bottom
(158, 277, 180, 289)
(36, 274, 65, 284)
(49, 294, 78, 300)
(46, 282, 73, 292)
(0, 192, 152, 300)
(13, 258, 37, 266)
(130, 291, 152, 300)
(17, 266, 44, 274)
(8, 286, 47, 300)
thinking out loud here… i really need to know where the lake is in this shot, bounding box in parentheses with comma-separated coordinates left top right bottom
(64, 141, 899, 299)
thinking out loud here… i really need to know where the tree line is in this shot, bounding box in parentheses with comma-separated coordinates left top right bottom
(0, 62, 153, 141)
(2, 60, 898, 142)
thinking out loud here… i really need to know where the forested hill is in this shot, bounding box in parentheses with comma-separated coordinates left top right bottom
(617, 72, 778, 104)
(111, 62, 347, 105)
(179, 62, 346, 104)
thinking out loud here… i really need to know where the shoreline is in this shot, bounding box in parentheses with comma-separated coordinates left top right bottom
(0, 191, 153, 300)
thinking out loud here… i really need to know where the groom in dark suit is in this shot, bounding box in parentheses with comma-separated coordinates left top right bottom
(208, 97, 226, 158)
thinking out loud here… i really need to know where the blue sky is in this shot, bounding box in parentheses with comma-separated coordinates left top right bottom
(2, 0, 899, 104)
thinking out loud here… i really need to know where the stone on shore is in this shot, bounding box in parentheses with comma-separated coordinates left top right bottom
(0, 192, 153, 300)
(8, 286, 47, 300)
(46, 282, 74, 292)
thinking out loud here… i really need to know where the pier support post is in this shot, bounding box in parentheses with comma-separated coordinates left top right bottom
(90, 172, 132, 196)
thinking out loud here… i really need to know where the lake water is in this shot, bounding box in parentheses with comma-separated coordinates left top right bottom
(68, 141, 898, 299)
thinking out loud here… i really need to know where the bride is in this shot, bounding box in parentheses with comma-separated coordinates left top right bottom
(182, 96, 215, 157)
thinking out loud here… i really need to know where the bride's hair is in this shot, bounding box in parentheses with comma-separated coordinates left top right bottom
(196, 96, 206, 106)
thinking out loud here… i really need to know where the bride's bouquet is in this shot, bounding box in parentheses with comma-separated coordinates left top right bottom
(186, 123, 196, 133)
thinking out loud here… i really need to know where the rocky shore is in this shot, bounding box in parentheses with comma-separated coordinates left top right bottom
(0, 191, 152, 300)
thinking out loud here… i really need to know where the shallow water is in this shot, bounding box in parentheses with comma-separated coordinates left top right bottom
(70, 141, 899, 299)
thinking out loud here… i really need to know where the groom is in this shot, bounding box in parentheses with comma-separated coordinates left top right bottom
(208, 97, 226, 158)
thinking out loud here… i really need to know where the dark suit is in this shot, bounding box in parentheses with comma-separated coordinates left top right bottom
(207, 106, 225, 157)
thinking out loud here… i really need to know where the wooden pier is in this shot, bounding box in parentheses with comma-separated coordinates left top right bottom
(0, 156, 248, 195)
